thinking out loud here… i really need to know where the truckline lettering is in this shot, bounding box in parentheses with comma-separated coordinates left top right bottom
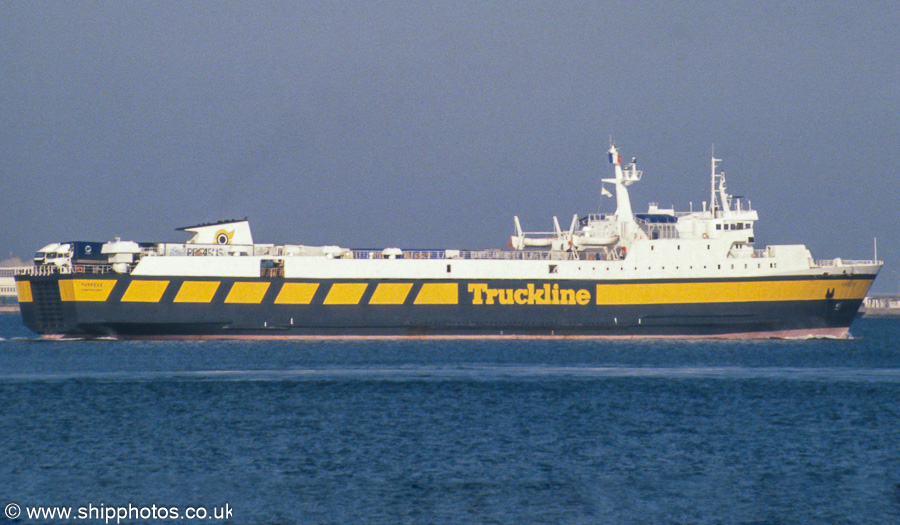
(468, 283, 590, 305)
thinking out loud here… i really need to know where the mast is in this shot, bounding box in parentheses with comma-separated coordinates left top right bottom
(709, 145, 727, 219)
(710, 147, 722, 217)
(602, 144, 641, 221)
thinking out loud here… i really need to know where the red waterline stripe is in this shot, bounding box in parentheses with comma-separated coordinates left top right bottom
(42, 327, 850, 341)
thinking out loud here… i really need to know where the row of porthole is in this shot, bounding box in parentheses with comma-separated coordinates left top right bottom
(717, 223, 753, 230)
(569, 262, 779, 272)
(651, 244, 714, 251)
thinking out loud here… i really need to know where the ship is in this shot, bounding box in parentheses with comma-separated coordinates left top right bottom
(15, 144, 881, 339)
(0, 258, 31, 313)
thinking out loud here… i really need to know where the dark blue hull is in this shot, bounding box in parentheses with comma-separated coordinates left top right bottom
(15, 274, 873, 339)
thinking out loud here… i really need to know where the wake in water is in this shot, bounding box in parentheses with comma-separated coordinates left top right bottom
(783, 333, 853, 341)
(2, 365, 900, 384)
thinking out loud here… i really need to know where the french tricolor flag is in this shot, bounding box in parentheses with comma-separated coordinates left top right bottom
(608, 152, 621, 164)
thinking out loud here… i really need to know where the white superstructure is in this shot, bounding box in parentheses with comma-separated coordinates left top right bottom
(17, 141, 881, 339)
(30, 144, 878, 284)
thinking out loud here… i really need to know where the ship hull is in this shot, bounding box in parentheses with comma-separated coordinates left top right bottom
(15, 273, 874, 339)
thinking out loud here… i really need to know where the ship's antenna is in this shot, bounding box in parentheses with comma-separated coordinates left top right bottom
(710, 144, 722, 218)
(710, 144, 716, 217)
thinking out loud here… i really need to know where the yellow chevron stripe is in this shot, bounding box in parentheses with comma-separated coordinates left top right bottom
(414, 283, 458, 305)
(121, 280, 169, 302)
(369, 283, 413, 305)
(59, 280, 73, 301)
(595, 278, 871, 305)
(323, 283, 367, 305)
(225, 282, 270, 304)
(16, 281, 32, 303)
(59, 279, 116, 302)
(274, 283, 319, 304)
(173, 281, 220, 303)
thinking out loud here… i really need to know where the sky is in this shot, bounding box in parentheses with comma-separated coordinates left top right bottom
(1, 2, 898, 291)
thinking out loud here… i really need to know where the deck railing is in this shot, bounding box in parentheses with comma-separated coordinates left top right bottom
(21, 264, 114, 276)
(635, 218, 679, 240)
(350, 249, 579, 261)
(814, 259, 880, 268)
(17, 253, 883, 277)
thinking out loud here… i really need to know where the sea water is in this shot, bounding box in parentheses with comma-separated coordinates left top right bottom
(1, 313, 900, 524)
